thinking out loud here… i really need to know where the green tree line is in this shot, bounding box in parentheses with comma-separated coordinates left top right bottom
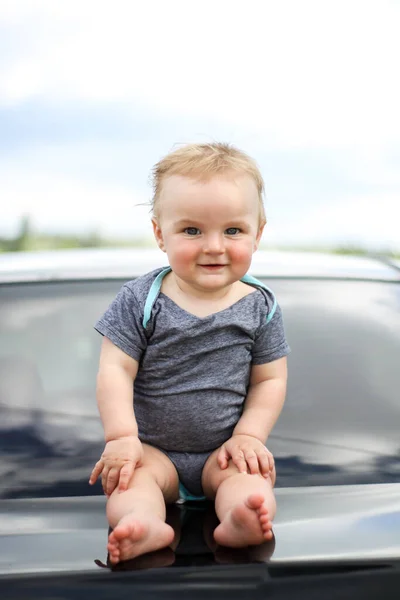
(0, 216, 153, 252)
(1, 215, 399, 258)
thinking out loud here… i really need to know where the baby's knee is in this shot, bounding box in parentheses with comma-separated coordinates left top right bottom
(201, 457, 249, 496)
(203, 456, 276, 498)
(140, 446, 180, 500)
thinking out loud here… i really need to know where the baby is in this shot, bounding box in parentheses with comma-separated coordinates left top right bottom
(89, 142, 290, 564)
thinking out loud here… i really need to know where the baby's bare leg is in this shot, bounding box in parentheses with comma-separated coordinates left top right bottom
(202, 449, 276, 548)
(106, 444, 179, 564)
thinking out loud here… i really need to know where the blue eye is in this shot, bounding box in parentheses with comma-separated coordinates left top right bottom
(225, 227, 240, 235)
(184, 227, 201, 236)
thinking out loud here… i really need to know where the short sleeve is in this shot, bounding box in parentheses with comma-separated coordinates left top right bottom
(252, 303, 291, 365)
(94, 284, 147, 361)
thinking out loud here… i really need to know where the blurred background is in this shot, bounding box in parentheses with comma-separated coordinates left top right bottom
(1, 0, 399, 257)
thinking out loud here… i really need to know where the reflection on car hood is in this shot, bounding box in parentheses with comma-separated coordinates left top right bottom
(1, 483, 399, 576)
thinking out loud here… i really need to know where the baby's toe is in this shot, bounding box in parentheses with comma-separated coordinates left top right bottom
(257, 503, 269, 518)
(246, 494, 265, 511)
(262, 520, 272, 532)
(107, 537, 118, 549)
(263, 529, 274, 540)
(109, 554, 120, 565)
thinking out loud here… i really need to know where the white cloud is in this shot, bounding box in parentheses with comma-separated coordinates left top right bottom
(1, 1, 399, 251)
(0, 166, 153, 238)
(1, 1, 399, 149)
(265, 192, 400, 250)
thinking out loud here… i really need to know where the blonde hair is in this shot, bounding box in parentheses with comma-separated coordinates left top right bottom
(150, 142, 266, 224)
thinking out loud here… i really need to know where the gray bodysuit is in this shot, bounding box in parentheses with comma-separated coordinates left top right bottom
(95, 267, 290, 499)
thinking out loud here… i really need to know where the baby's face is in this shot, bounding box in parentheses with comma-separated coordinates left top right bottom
(152, 173, 264, 295)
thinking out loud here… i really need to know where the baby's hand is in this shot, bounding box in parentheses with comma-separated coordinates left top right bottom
(89, 436, 144, 496)
(217, 434, 274, 478)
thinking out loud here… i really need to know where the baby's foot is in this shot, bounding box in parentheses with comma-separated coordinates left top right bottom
(109, 547, 176, 571)
(213, 493, 273, 548)
(107, 513, 175, 564)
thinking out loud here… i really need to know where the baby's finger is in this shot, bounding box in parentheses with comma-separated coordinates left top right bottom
(268, 452, 275, 473)
(101, 466, 110, 495)
(118, 462, 135, 492)
(89, 460, 104, 485)
(243, 449, 260, 475)
(105, 467, 120, 496)
(217, 446, 229, 470)
(263, 449, 274, 473)
(232, 450, 248, 474)
(258, 450, 272, 477)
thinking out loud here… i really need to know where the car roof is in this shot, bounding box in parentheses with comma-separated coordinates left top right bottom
(0, 247, 399, 283)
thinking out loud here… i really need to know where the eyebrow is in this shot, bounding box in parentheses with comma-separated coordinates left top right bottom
(175, 219, 198, 225)
(173, 219, 203, 230)
(174, 218, 250, 226)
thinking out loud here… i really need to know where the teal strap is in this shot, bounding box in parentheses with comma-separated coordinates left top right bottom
(142, 267, 171, 328)
(240, 274, 277, 324)
(178, 482, 207, 503)
(143, 269, 276, 328)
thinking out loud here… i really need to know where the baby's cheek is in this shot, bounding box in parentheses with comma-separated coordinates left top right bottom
(176, 243, 199, 265)
(229, 243, 254, 265)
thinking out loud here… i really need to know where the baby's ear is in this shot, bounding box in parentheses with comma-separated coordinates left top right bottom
(254, 222, 266, 251)
(151, 218, 166, 252)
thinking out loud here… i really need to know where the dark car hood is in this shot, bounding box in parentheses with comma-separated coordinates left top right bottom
(1, 483, 399, 577)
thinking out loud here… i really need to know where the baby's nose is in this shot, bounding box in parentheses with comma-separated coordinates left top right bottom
(203, 234, 225, 253)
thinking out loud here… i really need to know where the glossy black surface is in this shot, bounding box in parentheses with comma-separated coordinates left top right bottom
(1, 271, 400, 587)
(1, 484, 400, 576)
(0, 278, 399, 499)
(2, 563, 400, 600)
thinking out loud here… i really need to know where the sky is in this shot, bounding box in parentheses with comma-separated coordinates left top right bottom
(0, 0, 399, 250)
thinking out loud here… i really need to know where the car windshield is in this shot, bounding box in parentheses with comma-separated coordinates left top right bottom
(0, 277, 399, 498)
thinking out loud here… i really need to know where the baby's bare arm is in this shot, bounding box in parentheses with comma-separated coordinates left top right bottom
(96, 337, 139, 441)
(218, 357, 287, 475)
(233, 356, 288, 442)
(90, 337, 142, 494)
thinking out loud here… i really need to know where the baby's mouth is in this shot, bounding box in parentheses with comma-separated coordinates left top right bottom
(199, 264, 226, 269)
